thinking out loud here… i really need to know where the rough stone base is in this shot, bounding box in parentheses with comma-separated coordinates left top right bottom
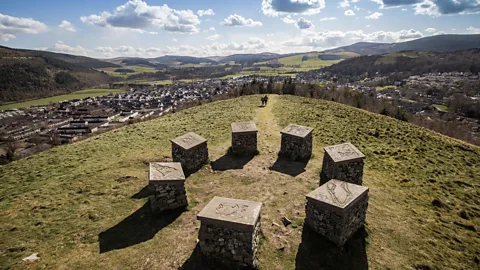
(321, 155, 365, 185)
(279, 133, 312, 161)
(305, 195, 368, 246)
(149, 183, 188, 213)
(232, 133, 257, 156)
(172, 142, 208, 173)
(198, 221, 261, 268)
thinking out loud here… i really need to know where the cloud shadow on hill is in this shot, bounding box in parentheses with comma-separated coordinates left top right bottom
(270, 156, 308, 177)
(295, 226, 368, 270)
(98, 201, 184, 253)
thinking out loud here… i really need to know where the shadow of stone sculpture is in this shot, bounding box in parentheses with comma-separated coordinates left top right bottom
(270, 156, 308, 177)
(98, 201, 184, 253)
(130, 185, 151, 199)
(210, 149, 255, 171)
(295, 226, 368, 270)
(179, 244, 254, 270)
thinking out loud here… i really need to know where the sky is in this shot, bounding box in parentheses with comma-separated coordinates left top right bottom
(0, 0, 479, 58)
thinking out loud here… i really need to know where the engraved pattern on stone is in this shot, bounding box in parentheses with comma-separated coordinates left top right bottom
(215, 203, 249, 217)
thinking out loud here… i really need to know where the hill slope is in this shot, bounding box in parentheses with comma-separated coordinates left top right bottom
(0, 47, 115, 103)
(324, 34, 480, 55)
(322, 48, 480, 77)
(0, 95, 479, 269)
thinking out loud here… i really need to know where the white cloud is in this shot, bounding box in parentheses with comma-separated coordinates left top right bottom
(344, 10, 356, 16)
(95, 46, 114, 53)
(319, 17, 337, 21)
(206, 33, 220, 40)
(467, 26, 480, 34)
(262, 0, 326, 16)
(282, 15, 296, 24)
(366, 12, 383, 19)
(204, 27, 216, 32)
(373, 0, 480, 16)
(425, 27, 436, 33)
(172, 37, 178, 42)
(197, 9, 215, 16)
(221, 14, 262, 27)
(402, 8, 408, 11)
(0, 13, 48, 41)
(0, 33, 16, 42)
(51, 41, 87, 56)
(296, 17, 314, 29)
(284, 29, 424, 49)
(59, 20, 76, 32)
(339, 0, 350, 8)
(80, 0, 200, 33)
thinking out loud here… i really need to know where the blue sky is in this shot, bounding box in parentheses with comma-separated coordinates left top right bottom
(0, 0, 479, 58)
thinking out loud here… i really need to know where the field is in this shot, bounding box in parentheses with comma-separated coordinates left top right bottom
(0, 95, 479, 269)
(0, 89, 126, 110)
(375, 85, 397, 91)
(433, 104, 449, 112)
(375, 51, 432, 65)
(98, 65, 159, 78)
(276, 52, 359, 68)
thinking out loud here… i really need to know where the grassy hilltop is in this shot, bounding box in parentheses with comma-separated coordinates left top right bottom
(0, 95, 479, 269)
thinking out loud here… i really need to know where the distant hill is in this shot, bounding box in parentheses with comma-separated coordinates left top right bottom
(19, 49, 120, 69)
(152, 55, 216, 65)
(324, 34, 480, 55)
(0, 46, 115, 103)
(321, 48, 480, 77)
(217, 53, 281, 64)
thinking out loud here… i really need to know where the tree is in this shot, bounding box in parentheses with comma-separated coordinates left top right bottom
(267, 77, 273, 94)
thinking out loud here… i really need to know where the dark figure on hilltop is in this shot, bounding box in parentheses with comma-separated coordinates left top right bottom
(261, 96, 265, 106)
(264, 95, 268, 106)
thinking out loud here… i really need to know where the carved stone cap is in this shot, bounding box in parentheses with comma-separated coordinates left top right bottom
(149, 162, 185, 184)
(197, 196, 262, 232)
(280, 124, 314, 138)
(171, 132, 207, 150)
(306, 179, 368, 214)
(324, 142, 365, 163)
(231, 121, 258, 134)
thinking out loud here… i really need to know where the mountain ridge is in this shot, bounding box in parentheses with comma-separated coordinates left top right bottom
(100, 34, 480, 65)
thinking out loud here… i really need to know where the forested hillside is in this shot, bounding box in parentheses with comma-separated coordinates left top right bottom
(0, 47, 115, 103)
(321, 49, 480, 77)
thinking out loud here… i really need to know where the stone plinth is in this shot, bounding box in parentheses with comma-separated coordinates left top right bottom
(171, 132, 208, 173)
(197, 197, 262, 268)
(148, 162, 187, 213)
(305, 179, 368, 246)
(231, 121, 258, 156)
(279, 124, 314, 161)
(321, 142, 366, 185)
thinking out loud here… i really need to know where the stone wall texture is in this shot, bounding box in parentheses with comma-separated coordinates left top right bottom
(149, 183, 188, 213)
(232, 132, 257, 156)
(321, 154, 365, 185)
(279, 133, 312, 161)
(198, 220, 261, 268)
(305, 194, 368, 246)
(172, 142, 208, 173)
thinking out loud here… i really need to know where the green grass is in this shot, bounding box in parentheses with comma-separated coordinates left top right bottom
(0, 89, 126, 110)
(375, 51, 432, 65)
(277, 52, 352, 68)
(375, 85, 397, 91)
(433, 104, 449, 112)
(0, 95, 478, 269)
(98, 65, 159, 78)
